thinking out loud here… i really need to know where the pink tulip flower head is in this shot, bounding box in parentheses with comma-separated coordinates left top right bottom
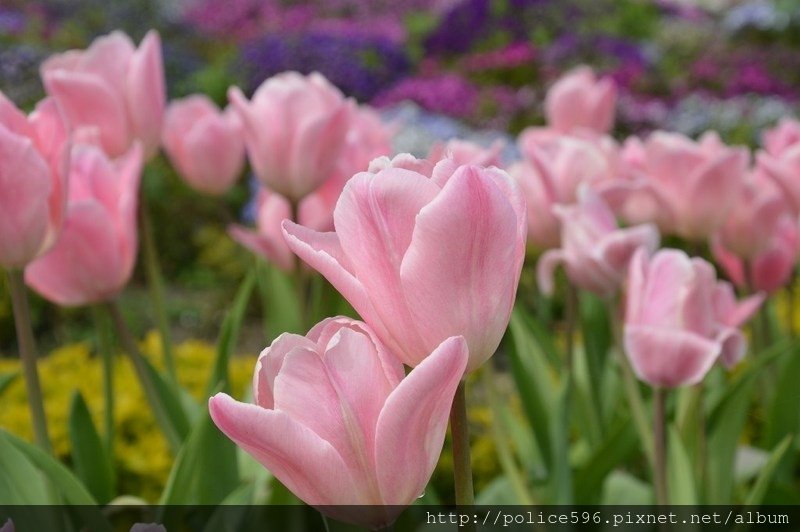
(512, 129, 615, 249)
(544, 66, 617, 134)
(757, 142, 800, 217)
(25, 143, 143, 306)
(228, 72, 355, 202)
(162, 94, 245, 195)
(762, 118, 800, 157)
(41, 30, 165, 160)
(624, 248, 763, 388)
(537, 187, 660, 298)
(283, 155, 527, 372)
(0, 519, 12, 532)
(0, 94, 70, 269)
(209, 317, 468, 527)
(603, 131, 748, 241)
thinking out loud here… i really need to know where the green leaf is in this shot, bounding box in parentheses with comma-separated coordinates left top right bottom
(763, 343, 800, 447)
(743, 435, 794, 507)
(206, 267, 256, 397)
(0, 430, 50, 504)
(574, 416, 638, 503)
(476, 476, 519, 505)
(602, 470, 652, 505)
(1, 429, 112, 531)
(257, 261, 302, 342)
(0, 370, 18, 396)
(201, 483, 256, 532)
(159, 389, 240, 508)
(549, 377, 573, 504)
(667, 425, 698, 504)
(140, 352, 192, 449)
(578, 292, 611, 425)
(68, 391, 115, 504)
(706, 341, 790, 503)
(506, 307, 558, 469)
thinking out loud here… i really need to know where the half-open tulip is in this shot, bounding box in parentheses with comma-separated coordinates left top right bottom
(209, 317, 468, 527)
(283, 156, 526, 372)
(0, 93, 70, 269)
(41, 30, 165, 159)
(162, 94, 245, 195)
(512, 129, 615, 249)
(544, 66, 617, 134)
(537, 187, 659, 297)
(25, 143, 143, 306)
(624, 248, 763, 388)
(228, 72, 354, 201)
(604, 131, 748, 240)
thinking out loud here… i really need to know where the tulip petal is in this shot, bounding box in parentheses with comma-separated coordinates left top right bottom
(624, 326, 720, 387)
(253, 333, 316, 409)
(208, 393, 359, 506)
(0, 127, 52, 268)
(536, 249, 564, 297)
(25, 202, 122, 306)
(127, 30, 165, 159)
(229, 224, 294, 272)
(400, 166, 521, 370)
(374, 336, 468, 504)
(43, 71, 130, 157)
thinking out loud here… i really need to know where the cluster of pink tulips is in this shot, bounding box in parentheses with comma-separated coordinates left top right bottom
(2, 27, 799, 528)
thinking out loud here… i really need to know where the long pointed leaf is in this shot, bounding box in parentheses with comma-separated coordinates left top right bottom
(68, 391, 115, 504)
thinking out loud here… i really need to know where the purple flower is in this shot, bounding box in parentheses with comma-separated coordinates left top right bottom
(372, 74, 480, 119)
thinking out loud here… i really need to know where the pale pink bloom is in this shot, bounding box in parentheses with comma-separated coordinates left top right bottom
(762, 117, 800, 157)
(283, 157, 527, 372)
(209, 317, 468, 528)
(230, 105, 393, 271)
(228, 71, 355, 201)
(427, 138, 504, 168)
(624, 249, 763, 388)
(0, 93, 70, 269)
(757, 143, 800, 216)
(602, 131, 748, 240)
(545, 65, 617, 134)
(25, 143, 143, 306)
(712, 216, 799, 294)
(0, 519, 13, 532)
(41, 30, 165, 160)
(162, 94, 245, 195)
(537, 187, 659, 297)
(512, 129, 615, 249)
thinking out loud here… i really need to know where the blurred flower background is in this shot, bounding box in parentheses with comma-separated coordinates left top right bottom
(3, 0, 800, 511)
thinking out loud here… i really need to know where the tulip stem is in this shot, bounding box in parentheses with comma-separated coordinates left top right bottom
(289, 199, 311, 329)
(653, 387, 669, 505)
(449, 380, 474, 509)
(140, 195, 178, 386)
(482, 362, 536, 505)
(107, 300, 182, 453)
(6, 269, 53, 456)
(606, 298, 655, 467)
(564, 283, 578, 372)
(92, 305, 116, 453)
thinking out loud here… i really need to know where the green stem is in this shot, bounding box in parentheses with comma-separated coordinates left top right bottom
(92, 305, 115, 453)
(449, 380, 474, 508)
(288, 199, 310, 330)
(140, 194, 177, 385)
(6, 270, 53, 455)
(564, 283, 578, 372)
(653, 387, 669, 506)
(107, 300, 181, 453)
(482, 362, 536, 505)
(606, 298, 654, 467)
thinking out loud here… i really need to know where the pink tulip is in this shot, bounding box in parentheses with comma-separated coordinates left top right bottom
(230, 105, 392, 271)
(537, 187, 660, 297)
(0, 93, 70, 269)
(41, 30, 165, 160)
(209, 317, 468, 527)
(512, 129, 616, 249)
(757, 144, 800, 216)
(603, 131, 748, 240)
(283, 156, 526, 372)
(544, 66, 617, 134)
(162, 94, 245, 195)
(712, 217, 799, 294)
(228, 72, 355, 201)
(25, 143, 143, 306)
(624, 249, 763, 388)
(427, 138, 504, 168)
(762, 118, 800, 157)
(0, 519, 13, 532)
